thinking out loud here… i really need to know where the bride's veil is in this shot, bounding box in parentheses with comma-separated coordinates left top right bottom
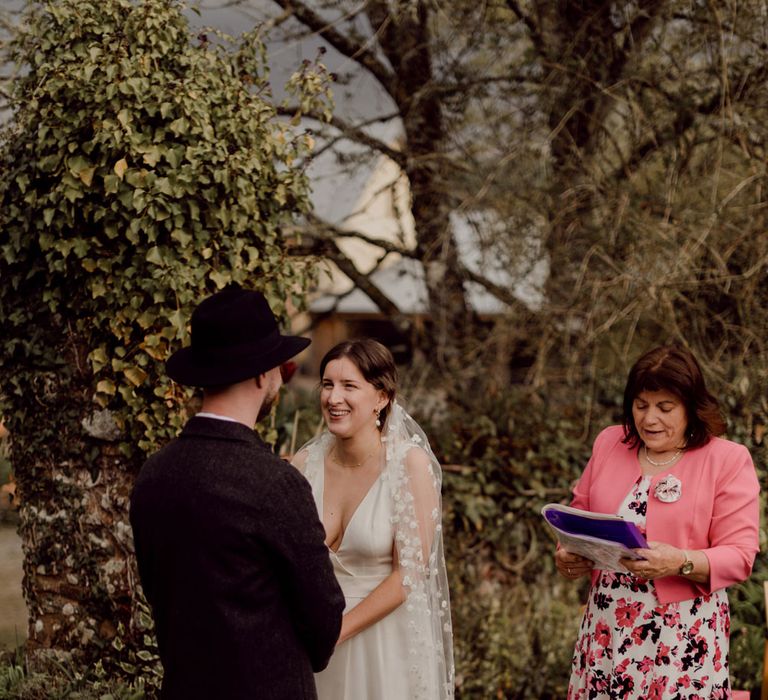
(382, 400, 454, 699)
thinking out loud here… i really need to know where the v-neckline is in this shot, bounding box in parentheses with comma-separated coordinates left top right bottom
(320, 460, 383, 554)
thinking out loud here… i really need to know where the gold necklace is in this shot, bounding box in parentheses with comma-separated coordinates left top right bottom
(643, 444, 682, 467)
(331, 442, 380, 468)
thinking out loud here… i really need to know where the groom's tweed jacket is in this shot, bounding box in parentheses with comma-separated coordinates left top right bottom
(130, 417, 344, 700)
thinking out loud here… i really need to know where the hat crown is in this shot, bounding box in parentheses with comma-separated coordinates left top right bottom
(191, 287, 279, 350)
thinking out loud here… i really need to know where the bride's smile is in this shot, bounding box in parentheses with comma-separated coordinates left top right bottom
(321, 357, 386, 441)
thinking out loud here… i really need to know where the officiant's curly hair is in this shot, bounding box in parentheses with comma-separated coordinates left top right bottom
(621, 344, 726, 450)
(319, 339, 397, 430)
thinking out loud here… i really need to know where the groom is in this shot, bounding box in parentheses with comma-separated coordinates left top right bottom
(130, 286, 344, 700)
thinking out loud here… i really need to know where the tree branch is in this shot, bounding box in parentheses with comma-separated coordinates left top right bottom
(289, 214, 532, 320)
(288, 230, 411, 329)
(458, 263, 534, 319)
(303, 213, 413, 257)
(616, 86, 727, 180)
(324, 243, 405, 320)
(271, 0, 397, 98)
(505, 0, 545, 58)
(303, 110, 402, 160)
(277, 106, 406, 167)
(326, 233, 412, 259)
(605, 1, 666, 94)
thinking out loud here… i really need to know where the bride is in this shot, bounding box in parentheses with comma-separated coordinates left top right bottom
(291, 338, 454, 699)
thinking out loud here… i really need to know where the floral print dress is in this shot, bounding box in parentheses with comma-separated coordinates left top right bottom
(568, 476, 731, 699)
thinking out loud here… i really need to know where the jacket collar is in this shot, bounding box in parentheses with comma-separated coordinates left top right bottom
(180, 415, 267, 447)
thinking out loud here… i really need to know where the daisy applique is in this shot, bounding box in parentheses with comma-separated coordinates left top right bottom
(653, 475, 682, 503)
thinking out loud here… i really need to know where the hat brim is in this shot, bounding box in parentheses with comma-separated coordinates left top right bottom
(166, 334, 310, 387)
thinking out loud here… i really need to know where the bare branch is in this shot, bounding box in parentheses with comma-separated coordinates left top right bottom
(271, 0, 397, 97)
(289, 230, 410, 328)
(325, 246, 402, 315)
(304, 213, 414, 257)
(303, 109, 402, 160)
(329, 232, 411, 258)
(458, 264, 533, 318)
(294, 214, 531, 319)
(617, 89, 724, 180)
(431, 73, 541, 100)
(277, 106, 406, 167)
(505, 0, 545, 57)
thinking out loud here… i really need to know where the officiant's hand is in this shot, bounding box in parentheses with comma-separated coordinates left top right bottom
(555, 548, 593, 579)
(620, 542, 685, 580)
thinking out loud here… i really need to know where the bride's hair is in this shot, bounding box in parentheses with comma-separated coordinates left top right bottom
(319, 338, 397, 429)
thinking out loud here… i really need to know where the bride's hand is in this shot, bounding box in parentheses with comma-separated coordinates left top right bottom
(336, 614, 350, 646)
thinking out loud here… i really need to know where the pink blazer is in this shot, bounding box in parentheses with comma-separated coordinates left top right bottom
(571, 425, 760, 604)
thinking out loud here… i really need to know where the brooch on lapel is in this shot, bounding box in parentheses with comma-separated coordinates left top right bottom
(653, 475, 682, 503)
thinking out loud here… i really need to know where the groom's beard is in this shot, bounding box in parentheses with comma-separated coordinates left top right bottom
(256, 385, 279, 423)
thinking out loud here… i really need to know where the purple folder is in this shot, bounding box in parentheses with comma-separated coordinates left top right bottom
(543, 508, 648, 549)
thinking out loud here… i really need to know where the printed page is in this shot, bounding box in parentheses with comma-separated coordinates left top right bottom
(553, 530, 645, 573)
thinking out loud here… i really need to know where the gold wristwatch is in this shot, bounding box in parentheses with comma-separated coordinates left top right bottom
(678, 550, 694, 576)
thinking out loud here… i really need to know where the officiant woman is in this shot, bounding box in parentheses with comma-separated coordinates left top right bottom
(554, 344, 759, 698)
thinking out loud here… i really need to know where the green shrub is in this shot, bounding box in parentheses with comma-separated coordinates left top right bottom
(0, 648, 148, 699)
(449, 564, 584, 699)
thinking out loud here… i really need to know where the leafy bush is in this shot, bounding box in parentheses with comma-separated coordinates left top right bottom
(0, 454, 9, 489)
(0, 648, 148, 699)
(448, 564, 584, 698)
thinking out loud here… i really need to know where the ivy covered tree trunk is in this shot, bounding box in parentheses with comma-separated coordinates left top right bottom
(0, 0, 330, 678)
(10, 311, 143, 667)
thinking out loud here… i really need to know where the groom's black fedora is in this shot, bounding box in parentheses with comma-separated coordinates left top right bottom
(166, 285, 310, 387)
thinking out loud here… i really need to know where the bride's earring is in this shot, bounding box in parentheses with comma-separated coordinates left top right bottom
(374, 408, 381, 428)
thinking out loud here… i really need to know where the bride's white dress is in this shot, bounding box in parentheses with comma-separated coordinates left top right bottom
(303, 444, 432, 700)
